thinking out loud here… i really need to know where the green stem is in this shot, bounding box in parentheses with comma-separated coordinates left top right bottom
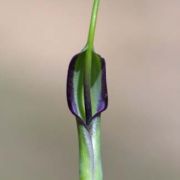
(77, 117, 103, 180)
(90, 117, 103, 180)
(77, 122, 94, 180)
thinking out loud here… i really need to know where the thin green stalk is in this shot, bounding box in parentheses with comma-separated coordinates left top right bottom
(83, 0, 101, 125)
(84, 0, 101, 82)
(86, 0, 100, 51)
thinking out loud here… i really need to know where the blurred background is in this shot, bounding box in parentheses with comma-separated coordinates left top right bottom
(0, 0, 180, 179)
